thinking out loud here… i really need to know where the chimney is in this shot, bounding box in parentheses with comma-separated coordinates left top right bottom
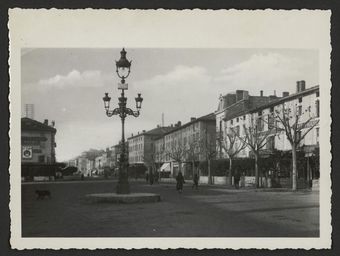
(243, 90, 249, 100)
(44, 119, 48, 125)
(296, 80, 306, 92)
(190, 117, 196, 122)
(236, 90, 244, 101)
(142, 130, 146, 133)
(157, 125, 160, 128)
(51, 120, 55, 127)
(300, 80, 306, 91)
(282, 91, 289, 97)
(177, 121, 181, 127)
(171, 124, 173, 127)
(260, 90, 263, 97)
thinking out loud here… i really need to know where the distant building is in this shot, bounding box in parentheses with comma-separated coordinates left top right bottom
(23, 104, 35, 119)
(154, 113, 216, 178)
(127, 126, 175, 167)
(215, 89, 279, 159)
(216, 81, 320, 185)
(21, 118, 57, 164)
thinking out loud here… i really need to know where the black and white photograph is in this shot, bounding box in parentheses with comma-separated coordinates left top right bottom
(8, 9, 332, 249)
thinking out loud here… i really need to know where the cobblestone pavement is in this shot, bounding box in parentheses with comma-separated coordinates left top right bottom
(21, 179, 319, 237)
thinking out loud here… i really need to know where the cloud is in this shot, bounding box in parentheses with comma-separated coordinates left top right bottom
(146, 65, 211, 86)
(131, 65, 218, 125)
(215, 53, 312, 95)
(38, 70, 111, 88)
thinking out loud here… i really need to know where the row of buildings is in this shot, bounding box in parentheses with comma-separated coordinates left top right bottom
(66, 80, 319, 186)
(68, 145, 123, 177)
(21, 80, 320, 186)
(126, 80, 320, 184)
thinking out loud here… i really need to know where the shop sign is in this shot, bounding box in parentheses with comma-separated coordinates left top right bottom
(22, 146, 33, 159)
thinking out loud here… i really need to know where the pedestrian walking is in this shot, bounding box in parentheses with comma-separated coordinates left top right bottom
(192, 173, 199, 190)
(234, 170, 240, 189)
(154, 171, 159, 183)
(145, 172, 149, 183)
(176, 171, 185, 193)
(149, 172, 154, 185)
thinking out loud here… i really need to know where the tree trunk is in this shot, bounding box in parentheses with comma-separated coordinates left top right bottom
(228, 157, 233, 186)
(255, 153, 259, 188)
(208, 159, 212, 185)
(292, 145, 297, 190)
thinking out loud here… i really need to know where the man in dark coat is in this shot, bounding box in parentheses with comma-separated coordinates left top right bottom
(192, 173, 199, 190)
(176, 171, 185, 193)
(234, 170, 240, 189)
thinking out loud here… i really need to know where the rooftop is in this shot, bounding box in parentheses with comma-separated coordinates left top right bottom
(21, 117, 56, 133)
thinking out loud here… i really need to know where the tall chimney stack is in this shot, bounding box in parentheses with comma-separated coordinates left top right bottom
(44, 119, 48, 125)
(260, 90, 263, 97)
(282, 91, 289, 97)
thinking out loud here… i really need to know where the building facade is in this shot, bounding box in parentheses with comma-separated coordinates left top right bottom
(154, 114, 216, 178)
(215, 89, 280, 159)
(217, 81, 320, 183)
(127, 126, 175, 167)
(21, 118, 57, 164)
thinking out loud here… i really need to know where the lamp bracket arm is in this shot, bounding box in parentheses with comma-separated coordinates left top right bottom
(106, 108, 120, 117)
(125, 107, 140, 117)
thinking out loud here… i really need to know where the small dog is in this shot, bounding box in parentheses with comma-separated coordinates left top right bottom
(35, 190, 51, 200)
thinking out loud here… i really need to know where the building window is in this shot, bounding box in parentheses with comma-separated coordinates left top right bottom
(38, 155, 45, 163)
(316, 127, 319, 144)
(236, 117, 239, 123)
(234, 126, 240, 136)
(316, 91, 319, 97)
(297, 131, 302, 145)
(268, 114, 275, 130)
(257, 117, 264, 131)
(316, 100, 320, 117)
(298, 105, 302, 116)
(258, 111, 262, 116)
(298, 97, 302, 103)
(270, 106, 274, 113)
(266, 136, 275, 151)
(230, 119, 233, 125)
(243, 115, 246, 120)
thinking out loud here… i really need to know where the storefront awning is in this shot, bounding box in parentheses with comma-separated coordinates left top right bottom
(160, 163, 171, 172)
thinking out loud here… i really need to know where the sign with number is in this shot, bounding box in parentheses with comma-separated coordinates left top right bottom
(22, 146, 33, 159)
(118, 83, 128, 90)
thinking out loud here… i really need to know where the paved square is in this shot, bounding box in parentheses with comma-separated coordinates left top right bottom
(22, 180, 319, 237)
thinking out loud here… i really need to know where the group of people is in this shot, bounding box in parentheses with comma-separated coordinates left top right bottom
(145, 171, 159, 185)
(146, 170, 242, 193)
(176, 172, 199, 193)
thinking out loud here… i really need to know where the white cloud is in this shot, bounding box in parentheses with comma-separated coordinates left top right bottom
(131, 65, 218, 125)
(145, 65, 211, 86)
(215, 53, 313, 95)
(38, 70, 111, 88)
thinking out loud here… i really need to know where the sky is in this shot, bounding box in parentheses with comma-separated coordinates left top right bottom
(21, 48, 319, 162)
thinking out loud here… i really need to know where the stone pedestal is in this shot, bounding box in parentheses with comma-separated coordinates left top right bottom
(85, 193, 161, 204)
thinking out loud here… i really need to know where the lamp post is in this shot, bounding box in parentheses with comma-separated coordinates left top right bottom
(103, 48, 143, 194)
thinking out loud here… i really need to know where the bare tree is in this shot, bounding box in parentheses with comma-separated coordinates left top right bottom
(234, 115, 272, 188)
(220, 130, 247, 185)
(166, 139, 186, 176)
(199, 128, 217, 185)
(142, 144, 157, 178)
(273, 103, 319, 190)
(185, 136, 200, 177)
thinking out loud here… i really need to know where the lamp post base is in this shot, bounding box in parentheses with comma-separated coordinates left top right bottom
(116, 180, 130, 194)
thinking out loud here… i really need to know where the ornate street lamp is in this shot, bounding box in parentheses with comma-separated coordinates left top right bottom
(103, 48, 143, 194)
